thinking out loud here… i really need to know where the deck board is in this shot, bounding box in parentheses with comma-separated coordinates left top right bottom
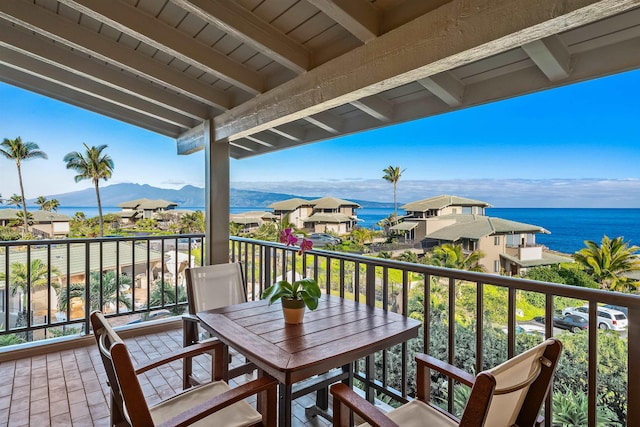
(0, 329, 331, 426)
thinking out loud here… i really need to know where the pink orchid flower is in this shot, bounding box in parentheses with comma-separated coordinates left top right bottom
(279, 228, 298, 246)
(298, 238, 313, 254)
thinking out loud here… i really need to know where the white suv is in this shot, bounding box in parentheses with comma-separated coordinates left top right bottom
(562, 306, 628, 331)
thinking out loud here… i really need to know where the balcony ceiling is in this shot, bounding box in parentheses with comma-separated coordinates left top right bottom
(0, 0, 639, 159)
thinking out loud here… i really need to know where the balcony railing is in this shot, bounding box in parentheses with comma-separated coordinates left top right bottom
(0, 234, 203, 341)
(1, 235, 639, 426)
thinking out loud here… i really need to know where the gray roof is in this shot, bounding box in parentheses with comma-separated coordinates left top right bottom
(426, 215, 550, 241)
(310, 197, 360, 209)
(0, 208, 71, 221)
(401, 195, 492, 212)
(0, 242, 163, 280)
(389, 221, 419, 231)
(501, 252, 574, 268)
(267, 198, 313, 211)
(304, 213, 352, 224)
(118, 198, 178, 209)
(230, 211, 276, 224)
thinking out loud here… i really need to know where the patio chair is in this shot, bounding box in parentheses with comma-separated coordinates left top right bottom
(330, 338, 562, 427)
(90, 310, 277, 427)
(183, 262, 256, 387)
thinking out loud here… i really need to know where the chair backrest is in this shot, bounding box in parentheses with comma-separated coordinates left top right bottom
(185, 262, 247, 315)
(90, 311, 156, 427)
(460, 338, 562, 427)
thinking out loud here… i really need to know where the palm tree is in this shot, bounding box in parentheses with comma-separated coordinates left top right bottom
(63, 143, 114, 237)
(57, 271, 132, 314)
(10, 211, 34, 229)
(574, 235, 640, 291)
(35, 196, 47, 210)
(427, 243, 486, 272)
(7, 194, 23, 208)
(45, 199, 60, 212)
(0, 259, 60, 314)
(0, 137, 48, 236)
(0, 194, 4, 205)
(179, 211, 205, 234)
(149, 280, 187, 315)
(382, 166, 406, 215)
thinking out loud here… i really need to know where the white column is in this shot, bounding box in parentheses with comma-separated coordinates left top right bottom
(204, 119, 230, 265)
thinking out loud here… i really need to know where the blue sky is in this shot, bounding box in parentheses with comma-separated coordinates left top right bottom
(1, 68, 639, 207)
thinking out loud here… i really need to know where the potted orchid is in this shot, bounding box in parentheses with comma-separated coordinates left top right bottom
(262, 228, 321, 323)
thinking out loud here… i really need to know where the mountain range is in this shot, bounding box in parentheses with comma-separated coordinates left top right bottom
(28, 183, 393, 209)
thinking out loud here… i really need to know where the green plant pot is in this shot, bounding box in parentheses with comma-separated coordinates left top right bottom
(281, 297, 305, 324)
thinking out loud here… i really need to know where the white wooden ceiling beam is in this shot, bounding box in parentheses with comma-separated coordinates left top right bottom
(418, 72, 464, 107)
(522, 35, 572, 81)
(0, 64, 184, 136)
(304, 112, 343, 134)
(59, 0, 262, 95)
(350, 95, 393, 122)
(0, 47, 196, 129)
(0, 21, 211, 121)
(230, 33, 640, 160)
(245, 135, 274, 147)
(307, 0, 379, 43)
(269, 124, 305, 142)
(213, 0, 637, 143)
(171, 0, 310, 73)
(0, 0, 231, 109)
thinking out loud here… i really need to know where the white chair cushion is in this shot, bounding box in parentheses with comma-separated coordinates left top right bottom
(358, 399, 458, 427)
(150, 380, 262, 427)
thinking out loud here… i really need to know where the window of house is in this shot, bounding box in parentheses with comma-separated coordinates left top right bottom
(452, 208, 458, 214)
(506, 234, 518, 247)
(494, 236, 500, 245)
(0, 289, 4, 312)
(494, 260, 500, 272)
(462, 207, 472, 214)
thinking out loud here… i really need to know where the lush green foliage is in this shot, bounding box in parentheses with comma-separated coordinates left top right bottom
(574, 235, 640, 291)
(553, 387, 621, 426)
(425, 243, 486, 272)
(525, 265, 599, 289)
(57, 271, 132, 313)
(262, 278, 321, 310)
(149, 280, 187, 315)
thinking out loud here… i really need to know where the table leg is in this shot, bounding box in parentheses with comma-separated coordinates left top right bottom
(279, 383, 293, 427)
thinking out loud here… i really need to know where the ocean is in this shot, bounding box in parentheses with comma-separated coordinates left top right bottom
(14, 206, 640, 255)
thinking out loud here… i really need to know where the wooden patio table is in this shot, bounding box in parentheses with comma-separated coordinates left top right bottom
(197, 294, 422, 427)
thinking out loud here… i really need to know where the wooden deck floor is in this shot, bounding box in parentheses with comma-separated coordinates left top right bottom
(0, 328, 332, 427)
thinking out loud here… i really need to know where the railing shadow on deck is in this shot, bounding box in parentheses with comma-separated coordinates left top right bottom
(1, 234, 638, 426)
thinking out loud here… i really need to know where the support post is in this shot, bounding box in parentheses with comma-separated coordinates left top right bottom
(204, 119, 230, 265)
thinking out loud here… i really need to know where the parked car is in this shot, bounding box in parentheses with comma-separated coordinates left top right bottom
(553, 314, 589, 333)
(562, 305, 628, 331)
(307, 233, 341, 246)
(501, 324, 545, 336)
(603, 304, 629, 316)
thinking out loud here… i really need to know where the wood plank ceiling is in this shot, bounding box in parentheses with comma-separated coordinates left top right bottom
(0, 0, 639, 159)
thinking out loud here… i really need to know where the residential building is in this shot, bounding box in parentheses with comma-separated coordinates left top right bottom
(269, 197, 360, 235)
(268, 198, 315, 229)
(229, 210, 277, 233)
(117, 198, 178, 223)
(394, 195, 572, 274)
(0, 208, 71, 238)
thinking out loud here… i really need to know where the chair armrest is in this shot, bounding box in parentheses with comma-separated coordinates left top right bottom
(330, 383, 399, 427)
(136, 340, 223, 374)
(156, 376, 278, 427)
(416, 353, 475, 387)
